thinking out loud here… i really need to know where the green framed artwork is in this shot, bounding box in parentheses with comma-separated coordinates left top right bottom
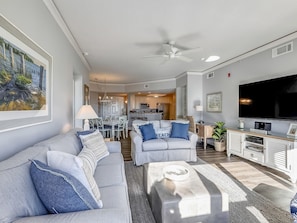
(0, 15, 53, 132)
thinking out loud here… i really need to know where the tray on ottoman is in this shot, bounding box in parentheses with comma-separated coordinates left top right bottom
(143, 161, 229, 223)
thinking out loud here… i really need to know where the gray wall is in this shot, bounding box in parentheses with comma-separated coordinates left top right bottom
(203, 38, 297, 134)
(0, 0, 89, 160)
(187, 73, 203, 118)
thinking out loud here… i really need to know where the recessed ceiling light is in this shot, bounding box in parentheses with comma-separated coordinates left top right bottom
(205, 55, 220, 62)
(82, 52, 89, 56)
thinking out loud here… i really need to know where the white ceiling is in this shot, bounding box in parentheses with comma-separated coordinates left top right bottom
(49, 0, 297, 84)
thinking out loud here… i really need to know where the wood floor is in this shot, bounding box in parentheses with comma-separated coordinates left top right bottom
(119, 134, 297, 212)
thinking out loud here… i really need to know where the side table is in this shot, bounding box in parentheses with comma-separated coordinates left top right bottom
(196, 123, 214, 150)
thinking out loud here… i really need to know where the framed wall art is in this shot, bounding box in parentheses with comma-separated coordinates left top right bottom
(0, 15, 53, 132)
(84, 84, 90, 105)
(206, 92, 222, 112)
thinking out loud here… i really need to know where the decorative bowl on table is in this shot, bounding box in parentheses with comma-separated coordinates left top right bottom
(163, 165, 189, 181)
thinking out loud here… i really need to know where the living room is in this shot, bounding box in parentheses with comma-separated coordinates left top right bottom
(1, 0, 297, 222)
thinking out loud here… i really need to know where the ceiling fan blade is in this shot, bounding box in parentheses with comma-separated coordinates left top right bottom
(179, 47, 201, 54)
(176, 56, 193, 63)
(142, 54, 167, 59)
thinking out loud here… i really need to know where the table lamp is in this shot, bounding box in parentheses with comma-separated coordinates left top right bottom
(195, 105, 204, 124)
(76, 105, 98, 130)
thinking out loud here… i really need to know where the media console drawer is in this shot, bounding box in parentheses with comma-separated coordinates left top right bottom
(243, 149, 264, 164)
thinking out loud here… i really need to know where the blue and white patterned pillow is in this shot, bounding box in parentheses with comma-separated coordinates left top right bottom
(155, 127, 171, 139)
(291, 193, 297, 222)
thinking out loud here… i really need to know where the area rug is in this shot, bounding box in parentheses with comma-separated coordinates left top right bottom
(124, 158, 293, 223)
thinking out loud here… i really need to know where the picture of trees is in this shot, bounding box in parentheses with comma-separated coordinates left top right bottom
(0, 37, 46, 111)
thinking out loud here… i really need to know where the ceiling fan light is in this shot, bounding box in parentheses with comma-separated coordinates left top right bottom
(205, 55, 220, 62)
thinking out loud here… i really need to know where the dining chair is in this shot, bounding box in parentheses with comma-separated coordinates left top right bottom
(89, 119, 96, 130)
(114, 116, 126, 140)
(119, 115, 129, 138)
(94, 117, 111, 138)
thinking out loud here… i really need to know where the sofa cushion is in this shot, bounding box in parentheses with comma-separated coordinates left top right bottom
(0, 146, 48, 223)
(149, 120, 161, 129)
(78, 147, 103, 207)
(142, 139, 168, 151)
(139, 123, 157, 141)
(94, 164, 125, 187)
(47, 151, 99, 204)
(160, 120, 171, 128)
(79, 130, 110, 162)
(35, 130, 81, 155)
(164, 138, 192, 149)
(97, 152, 123, 166)
(170, 122, 189, 140)
(30, 160, 100, 214)
(77, 130, 95, 148)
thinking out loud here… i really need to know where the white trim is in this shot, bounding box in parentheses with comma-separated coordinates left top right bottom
(202, 31, 297, 75)
(43, 0, 91, 71)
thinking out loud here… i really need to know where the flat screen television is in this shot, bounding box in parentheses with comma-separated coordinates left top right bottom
(239, 74, 297, 120)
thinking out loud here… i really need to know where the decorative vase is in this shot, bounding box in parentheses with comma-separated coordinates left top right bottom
(238, 119, 245, 129)
(214, 141, 226, 152)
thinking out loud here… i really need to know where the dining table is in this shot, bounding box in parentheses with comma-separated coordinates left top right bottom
(103, 120, 119, 140)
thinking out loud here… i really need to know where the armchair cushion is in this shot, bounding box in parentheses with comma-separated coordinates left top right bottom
(142, 139, 168, 151)
(132, 120, 149, 136)
(139, 123, 157, 141)
(164, 138, 192, 149)
(170, 122, 189, 140)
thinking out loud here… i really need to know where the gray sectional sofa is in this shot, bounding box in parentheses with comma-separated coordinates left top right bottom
(130, 120, 198, 166)
(0, 129, 132, 223)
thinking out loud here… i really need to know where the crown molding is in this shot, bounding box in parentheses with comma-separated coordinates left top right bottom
(202, 31, 297, 75)
(43, 0, 91, 71)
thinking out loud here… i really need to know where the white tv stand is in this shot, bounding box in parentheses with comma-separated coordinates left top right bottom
(227, 128, 297, 183)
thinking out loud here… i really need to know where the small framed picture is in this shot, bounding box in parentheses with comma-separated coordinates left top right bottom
(206, 92, 222, 112)
(287, 123, 297, 137)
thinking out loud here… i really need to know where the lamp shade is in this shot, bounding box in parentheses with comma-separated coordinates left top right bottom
(76, 105, 98, 119)
(195, 105, 203, 111)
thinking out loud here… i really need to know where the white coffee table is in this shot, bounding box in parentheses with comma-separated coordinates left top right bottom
(143, 161, 229, 223)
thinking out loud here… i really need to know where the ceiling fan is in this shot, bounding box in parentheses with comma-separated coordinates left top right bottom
(143, 41, 201, 63)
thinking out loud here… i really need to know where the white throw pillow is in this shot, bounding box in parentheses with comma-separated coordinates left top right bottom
(155, 127, 171, 138)
(79, 130, 109, 162)
(47, 151, 103, 207)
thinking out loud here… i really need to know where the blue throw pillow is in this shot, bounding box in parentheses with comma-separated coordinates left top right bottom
(77, 130, 95, 148)
(291, 193, 297, 221)
(139, 123, 157, 141)
(170, 122, 189, 140)
(30, 160, 99, 214)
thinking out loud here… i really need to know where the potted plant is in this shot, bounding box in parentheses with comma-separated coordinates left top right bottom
(212, 121, 227, 152)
